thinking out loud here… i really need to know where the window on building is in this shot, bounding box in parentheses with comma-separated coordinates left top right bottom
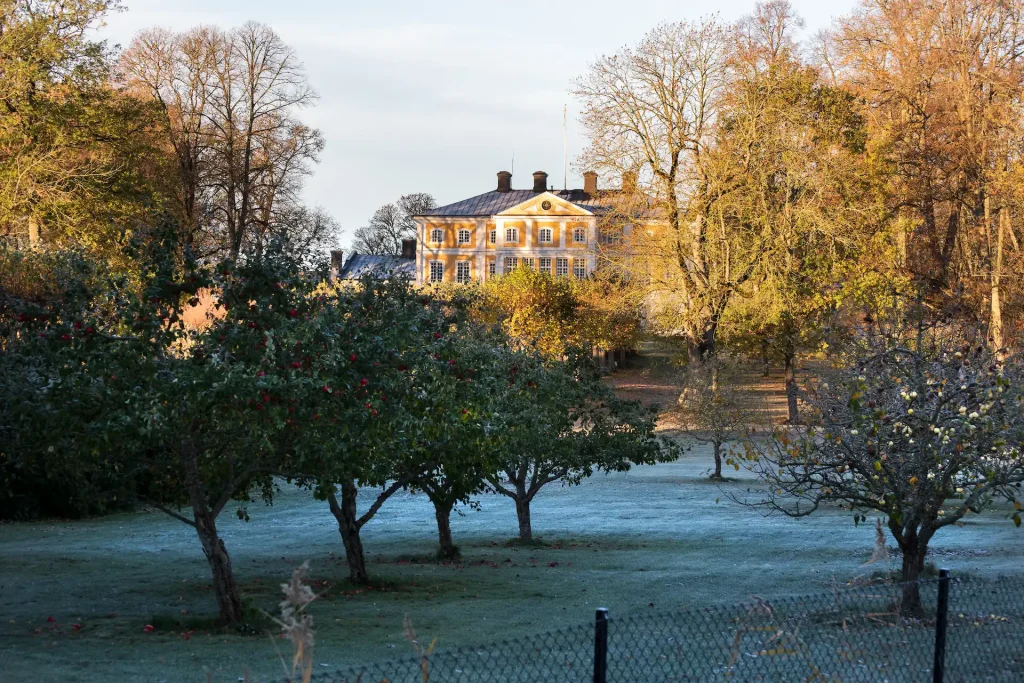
(539, 257, 552, 273)
(456, 261, 471, 283)
(488, 261, 496, 277)
(503, 256, 519, 272)
(430, 228, 443, 244)
(573, 259, 587, 280)
(505, 227, 519, 243)
(599, 227, 622, 245)
(538, 227, 553, 243)
(522, 257, 535, 270)
(458, 229, 471, 245)
(429, 261, 444, 282)
(573, 227, 587, 243)
(489, 229, 496, 244)
(555, 257, 569, 277)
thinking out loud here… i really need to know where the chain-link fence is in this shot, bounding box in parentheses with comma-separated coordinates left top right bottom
(290, 574, 1024, 682)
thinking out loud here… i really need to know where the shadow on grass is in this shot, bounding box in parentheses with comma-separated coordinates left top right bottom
(148, 599, 274, 636)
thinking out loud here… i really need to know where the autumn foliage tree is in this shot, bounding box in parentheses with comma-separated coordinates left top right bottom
(475, 267, 640, 359)
(0, 0, 171, 262)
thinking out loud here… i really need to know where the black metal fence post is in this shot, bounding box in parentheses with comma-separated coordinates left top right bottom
(594, 607, 609, 683)
(933, 568, 951, 683)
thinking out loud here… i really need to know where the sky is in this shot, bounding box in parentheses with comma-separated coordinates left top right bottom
(98, 0, 858, 248)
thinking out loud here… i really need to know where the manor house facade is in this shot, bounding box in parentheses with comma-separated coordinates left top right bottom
(412, 170, 644, 285)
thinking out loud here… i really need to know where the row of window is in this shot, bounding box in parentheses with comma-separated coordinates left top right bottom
(428, 257, 588, 283)
(428, 227, 588, 245)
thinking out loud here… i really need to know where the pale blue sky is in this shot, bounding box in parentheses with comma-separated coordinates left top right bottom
(99, 0, 858, 247)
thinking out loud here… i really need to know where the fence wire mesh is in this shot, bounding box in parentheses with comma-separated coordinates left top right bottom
(945, 576, 1024, 682)
(291, 576, 1024, 682)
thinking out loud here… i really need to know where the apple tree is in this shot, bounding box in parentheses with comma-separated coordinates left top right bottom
(743, 329, 1024, 616)
(488, 350, 671, 541)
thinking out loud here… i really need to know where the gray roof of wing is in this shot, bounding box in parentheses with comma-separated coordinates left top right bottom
(416, 189, 658, 218)
(338, 254, 415, 280)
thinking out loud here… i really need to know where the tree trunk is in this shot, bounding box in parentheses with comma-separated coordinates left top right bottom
(711, 442, 723, 479)
(784, 351, 799, 424)
(181, 444, 244, 625)
(432, 499, 458, 560)
(688, 324, 718, 365)
(192, 501, 244, 625)
(991, 207, 1006, 354)
(898, 533, 929, 617)
(27, 215, 40, 246)
(326, 480, 369, 584)
(760, 339, 770, 377)
(515, 493, 533, 542)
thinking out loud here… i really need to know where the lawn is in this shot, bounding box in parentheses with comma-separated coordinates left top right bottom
(1, 448, 1022, 682)
(2, 351, 1022, 682)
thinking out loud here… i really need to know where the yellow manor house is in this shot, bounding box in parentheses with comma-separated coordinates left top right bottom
(412, 169, 637, 285)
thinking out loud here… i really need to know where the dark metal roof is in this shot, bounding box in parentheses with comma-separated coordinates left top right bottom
(416, 189, 655, 218)
(338, 254, 415, 280)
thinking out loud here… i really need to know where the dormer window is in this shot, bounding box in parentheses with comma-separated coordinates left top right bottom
(505, 227, 519, 243)
(457, 229, 471, 245)
(538, 227, 553, 244)
(430, 228, 443, 244)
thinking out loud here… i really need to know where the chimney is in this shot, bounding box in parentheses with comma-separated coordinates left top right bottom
(496, 171, 512, 193)
(622, 171, 638, 194)
(330, 249, 345, 281)
(583, 171, 598, 195)
(532, 171, 548, 193)
(401, 238, 416, 259)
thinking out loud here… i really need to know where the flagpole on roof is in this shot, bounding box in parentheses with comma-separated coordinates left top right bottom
(563, 104, 567, 190)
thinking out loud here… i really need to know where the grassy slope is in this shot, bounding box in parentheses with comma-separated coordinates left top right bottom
(1, 348, 1021, 682)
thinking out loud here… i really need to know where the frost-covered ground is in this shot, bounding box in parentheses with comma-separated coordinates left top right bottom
(1, 448, 1021, 683)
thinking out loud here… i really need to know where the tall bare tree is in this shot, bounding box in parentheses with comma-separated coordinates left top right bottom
(122, 22, 327, 260)
(574, 19, 730, 361)
(576, 3, 870, 362)
(351, 192, 435, 255)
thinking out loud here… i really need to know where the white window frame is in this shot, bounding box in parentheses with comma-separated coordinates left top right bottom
(456, 261, 471, 283)
(430, 228, 443, 244)
(555, 257, 569, 277)
(488, 261, 496, 277)
(489, 229, 496, 244)
(539, 227, 553, 244)
(429, 261, 444, 283)
(522, 257, 535, 270)
(539, 257, 552, 273)
(573, 227, 587, 244)
(503, 256, 519, 272)
(458, 229, 471, 245)
(505, 227, 519, 243)
(600, 228, 622, 245)
(573, 259, 587, 280)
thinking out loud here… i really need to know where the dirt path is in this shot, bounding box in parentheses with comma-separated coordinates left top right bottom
(605, 340, 799, 431)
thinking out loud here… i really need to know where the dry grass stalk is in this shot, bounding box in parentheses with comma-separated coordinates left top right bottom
(403, 615, 437, 683)
(271, 561, 317, 683)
